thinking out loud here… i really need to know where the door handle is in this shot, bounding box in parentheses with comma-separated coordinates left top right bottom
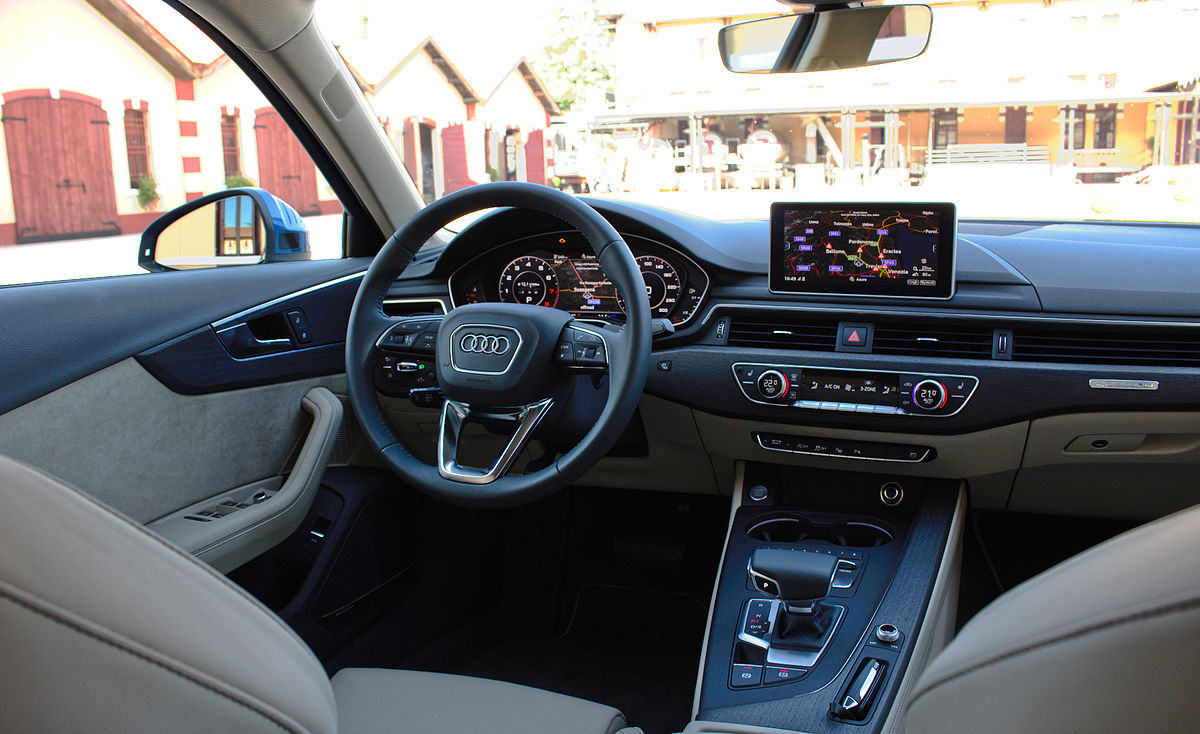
(215, 322, 293, 358)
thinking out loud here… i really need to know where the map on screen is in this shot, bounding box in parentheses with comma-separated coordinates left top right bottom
(770, 203, 954, 298)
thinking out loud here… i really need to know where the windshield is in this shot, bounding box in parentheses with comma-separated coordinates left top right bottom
(317, 0, 1200, 224)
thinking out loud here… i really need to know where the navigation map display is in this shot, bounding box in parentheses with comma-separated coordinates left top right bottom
(769, 202, 955, 299)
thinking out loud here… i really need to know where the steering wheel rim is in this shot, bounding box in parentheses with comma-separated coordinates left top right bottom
(345, 182, 652, 508)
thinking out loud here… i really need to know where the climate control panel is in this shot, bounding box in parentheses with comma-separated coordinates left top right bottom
(732, 363, 979, 417)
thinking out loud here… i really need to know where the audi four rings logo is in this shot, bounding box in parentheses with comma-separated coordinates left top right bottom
(459, 333, 511, 355)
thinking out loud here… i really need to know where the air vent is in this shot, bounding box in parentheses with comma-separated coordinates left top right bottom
(1012, 326, 1200, 367)
(382, 298, 446, 317)
(873, 323, 993, 359)
(727, 315, 838, 351)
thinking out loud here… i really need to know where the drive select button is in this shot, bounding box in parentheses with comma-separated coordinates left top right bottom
(764, 666, 807, 685)
(731, 664, 763, 688)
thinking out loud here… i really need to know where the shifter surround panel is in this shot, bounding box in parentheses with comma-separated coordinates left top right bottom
(696, 465, 957, 733)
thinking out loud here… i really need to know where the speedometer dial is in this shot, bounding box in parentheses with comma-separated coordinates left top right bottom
(617, 255, 681, 318)
(499, 256, 559, 307)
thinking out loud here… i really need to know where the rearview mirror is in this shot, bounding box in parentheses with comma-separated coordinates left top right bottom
(719, 4, 932, 74)
(139, 188, 311, 272)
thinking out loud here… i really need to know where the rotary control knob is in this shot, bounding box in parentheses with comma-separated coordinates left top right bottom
(911, 379, 948, 411)
(756, 370, 789, 400)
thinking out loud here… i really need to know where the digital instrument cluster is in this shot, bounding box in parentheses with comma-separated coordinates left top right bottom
(449, 231, 709, 325)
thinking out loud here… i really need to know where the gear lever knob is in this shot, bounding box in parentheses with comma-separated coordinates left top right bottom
(748, 548, 837, 613)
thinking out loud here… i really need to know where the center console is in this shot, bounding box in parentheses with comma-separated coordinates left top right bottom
(695, 464, 960, 733)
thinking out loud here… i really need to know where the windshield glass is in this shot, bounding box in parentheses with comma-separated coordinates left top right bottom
(317, 0, 1200, 225)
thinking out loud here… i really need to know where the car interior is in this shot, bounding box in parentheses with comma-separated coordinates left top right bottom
(2, 1, 1200, 733)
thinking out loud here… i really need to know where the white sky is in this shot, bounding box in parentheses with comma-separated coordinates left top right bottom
(122, 0, 1195, 112)
(126, 0, 223, 63)
(125, 0, 564, 95)
(313, 0, 561, 94)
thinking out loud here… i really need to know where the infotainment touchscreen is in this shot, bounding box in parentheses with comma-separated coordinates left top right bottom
(769, 202, 956, 299)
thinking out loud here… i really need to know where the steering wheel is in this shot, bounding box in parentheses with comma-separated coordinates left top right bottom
(345, 182, 652, 508)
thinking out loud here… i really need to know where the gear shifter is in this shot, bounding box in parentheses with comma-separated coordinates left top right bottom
(747, 548, 843, 667)
(748, 547, 837, 613)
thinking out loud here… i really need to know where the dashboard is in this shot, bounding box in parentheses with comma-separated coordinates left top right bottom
(384, 197, 1200, 523)
(447, 231, 710, 326)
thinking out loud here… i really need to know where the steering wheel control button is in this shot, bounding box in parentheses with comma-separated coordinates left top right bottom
(409, 387, 443, 409)
(756, 370, 789, 400)
(912, 379, 948, 411)
(571, 330, 602, 344)
(731, 665, 763, 688)
(553, 326, 608, 372)
(764, 666, 807, 686)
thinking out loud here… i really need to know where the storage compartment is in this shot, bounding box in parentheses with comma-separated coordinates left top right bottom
(747, 515, 893, 547)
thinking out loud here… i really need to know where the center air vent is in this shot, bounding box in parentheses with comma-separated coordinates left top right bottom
(727, 315, 838, 351)
(873, 324, 993, 359)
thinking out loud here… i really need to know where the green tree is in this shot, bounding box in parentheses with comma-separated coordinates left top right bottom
(533, 0, 614, 112)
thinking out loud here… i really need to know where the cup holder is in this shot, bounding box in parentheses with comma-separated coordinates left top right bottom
(747, 515, 893, 548)
(825, 520, 893, 548)
(745, 516, 813, 543)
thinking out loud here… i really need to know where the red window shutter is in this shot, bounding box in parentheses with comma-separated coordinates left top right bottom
(524, 129, 547, 186)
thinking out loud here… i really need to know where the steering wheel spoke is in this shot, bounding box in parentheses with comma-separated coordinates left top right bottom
(437, 398, 555, 484)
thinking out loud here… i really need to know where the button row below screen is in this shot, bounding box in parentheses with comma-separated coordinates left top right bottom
(756, 433, 933, 462)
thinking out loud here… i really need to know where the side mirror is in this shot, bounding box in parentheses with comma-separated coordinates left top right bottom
(718, 4, 932, 74)
(139, 188, 310, 272)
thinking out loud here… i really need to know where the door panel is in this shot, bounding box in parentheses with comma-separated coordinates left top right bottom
(0, 258, 367, 416)
(0, 259, 368, 570)
(0, 358, 343, 524)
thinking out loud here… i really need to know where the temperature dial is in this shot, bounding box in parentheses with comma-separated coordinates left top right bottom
(757, 370, 789, 400)
(911, 380, 947, 411)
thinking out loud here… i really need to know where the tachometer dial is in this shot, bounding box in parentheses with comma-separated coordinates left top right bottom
(499, 256, 559, 307)
(617, 255, 681, 317)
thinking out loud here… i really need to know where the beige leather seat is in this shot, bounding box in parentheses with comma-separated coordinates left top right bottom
(907, 502, 1200, 733)
(0, 456, 638, 734)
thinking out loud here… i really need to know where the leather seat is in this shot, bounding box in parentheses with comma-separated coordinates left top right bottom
(0, 455, 638, 734)
(907, 502, 1200, 733)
